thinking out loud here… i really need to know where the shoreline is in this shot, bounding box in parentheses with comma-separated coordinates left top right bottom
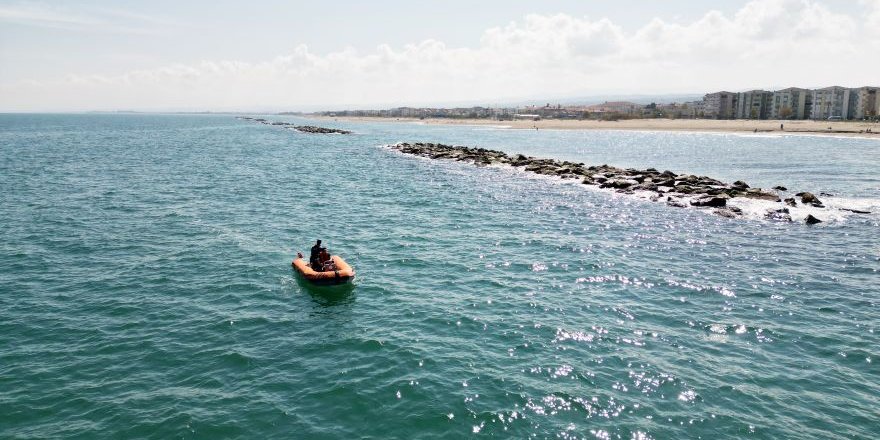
(314, 115, 880, 138)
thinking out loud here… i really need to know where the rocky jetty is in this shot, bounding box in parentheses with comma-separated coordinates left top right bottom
(236, 117, 351, 134)
(389, 142, 863, 223)
(292, 125, 352, 134)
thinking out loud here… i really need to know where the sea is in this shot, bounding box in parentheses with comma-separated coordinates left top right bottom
(1, 114, 878, 439)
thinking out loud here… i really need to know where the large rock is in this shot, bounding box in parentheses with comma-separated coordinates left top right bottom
(699, 177, 723, 185)
(600, 179, 638, 189)
(714, 206, 743, 218)
(805, 214, 823, 225)
(525, 163, 558, 175)
(798, 192, 823, 207)
(510, 154, 529, 165)
(667, 197, 687, 208)
(677, 175, 699, 185)
(690, 195, 728, 207)
(742, 189, 781, 202)
(765, 208, 792, 222)
(674, 184, 697, 194)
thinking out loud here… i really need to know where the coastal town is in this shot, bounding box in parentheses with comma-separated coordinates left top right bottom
(320, 85, 879, 122)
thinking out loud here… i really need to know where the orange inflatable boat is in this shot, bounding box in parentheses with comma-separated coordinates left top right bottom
(292, 255, 355, 285)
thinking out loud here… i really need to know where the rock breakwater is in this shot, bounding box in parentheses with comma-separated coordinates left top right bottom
(236, 117, 351, 134)
(292, 125, 352, 134)
(390, 142, 867, 223)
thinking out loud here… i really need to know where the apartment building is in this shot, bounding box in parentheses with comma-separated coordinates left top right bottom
(735, 90, 774, 119)
(702, 92, 736, 119)
(853, 87, 879, 119)
(770, 87, 812, 119)
(810, 86, 854, 119)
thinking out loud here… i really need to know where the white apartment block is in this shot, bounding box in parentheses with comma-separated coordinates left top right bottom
(810, 86, 855, 119)
(770, 88, 812, 119)
(702, 92, 736, 119)
(735, 90, 773, 119)
(853, 87, 879, 119)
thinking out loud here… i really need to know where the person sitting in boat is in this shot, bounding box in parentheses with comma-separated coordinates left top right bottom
(319, 248, 336, 271)
(309, 239, 322, 270)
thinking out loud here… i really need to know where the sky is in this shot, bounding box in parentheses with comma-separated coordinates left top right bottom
(1, 0, 878, 112)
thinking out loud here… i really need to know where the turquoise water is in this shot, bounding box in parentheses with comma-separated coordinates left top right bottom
(1, 114, 878, 439)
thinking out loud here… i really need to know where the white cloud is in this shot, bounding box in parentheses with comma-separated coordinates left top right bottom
(2, 0, 878, 111)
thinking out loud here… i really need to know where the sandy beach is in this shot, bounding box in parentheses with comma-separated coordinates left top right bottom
(317, 116, 880, 138)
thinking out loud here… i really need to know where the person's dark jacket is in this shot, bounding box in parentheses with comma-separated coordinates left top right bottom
(309, 243, 322, 267)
